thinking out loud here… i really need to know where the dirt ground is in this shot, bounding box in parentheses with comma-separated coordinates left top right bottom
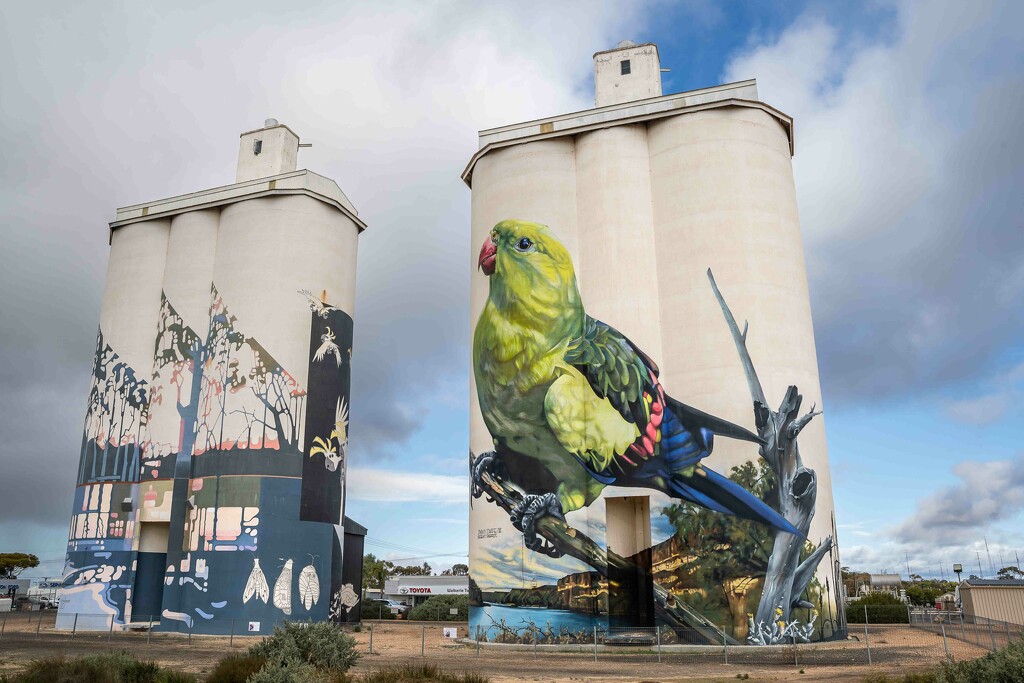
(0, 617, 983, 682)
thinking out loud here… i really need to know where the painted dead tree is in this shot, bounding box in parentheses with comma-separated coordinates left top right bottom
(706, 269, 833, 644)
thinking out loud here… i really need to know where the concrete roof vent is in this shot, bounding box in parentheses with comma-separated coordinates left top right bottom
(264, 117, 279, 128)
(616, 40, 637, 48)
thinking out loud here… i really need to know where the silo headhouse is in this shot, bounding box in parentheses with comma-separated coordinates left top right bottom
(467, 42, 844, 644)
(59, 120, 367, 634)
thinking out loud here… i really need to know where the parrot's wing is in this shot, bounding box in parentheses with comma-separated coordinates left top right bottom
(564, 316, 655, 427)
(566, 316, 763, 447)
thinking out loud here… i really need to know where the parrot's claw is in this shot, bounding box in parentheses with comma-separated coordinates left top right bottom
(510, 493, 565, 558)
(471, 450, 506, 499)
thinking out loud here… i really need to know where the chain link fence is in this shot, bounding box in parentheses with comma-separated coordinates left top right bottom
(0, 605, 1020, 672)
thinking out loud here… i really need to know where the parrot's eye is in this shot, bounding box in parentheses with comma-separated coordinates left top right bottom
(514, 237, 534, 252)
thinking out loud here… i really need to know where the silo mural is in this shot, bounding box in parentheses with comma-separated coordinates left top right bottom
(59, 121, 365, 634)
(466, 43, 842, 646)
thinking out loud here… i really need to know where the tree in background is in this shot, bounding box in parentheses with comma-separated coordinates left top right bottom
(391, 563, 432, 576)
(0, 553, 39, 579)
(997, 566, 1023, 581)
(361, 554, 390, 591)
(846, 592, 909, 624)
(442, 564, 468, 576)
(407, 595, 468, 621)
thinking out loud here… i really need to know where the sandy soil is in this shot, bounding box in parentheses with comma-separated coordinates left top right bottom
(0, 616, 983, 682)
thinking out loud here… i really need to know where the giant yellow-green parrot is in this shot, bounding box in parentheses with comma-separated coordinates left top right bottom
(472, 219, 798, 556)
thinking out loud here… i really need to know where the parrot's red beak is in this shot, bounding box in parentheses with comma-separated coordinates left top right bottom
(478, 236, 497, 276)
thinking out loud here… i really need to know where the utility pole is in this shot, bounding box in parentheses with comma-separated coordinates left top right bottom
(906, 552, 913, 581)
(984, 537, 995, 576)
(977, 551, 984, 578)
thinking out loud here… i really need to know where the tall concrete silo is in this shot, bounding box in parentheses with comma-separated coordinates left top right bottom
(59, 120, 368, 634)
(466, 42, 842, 644)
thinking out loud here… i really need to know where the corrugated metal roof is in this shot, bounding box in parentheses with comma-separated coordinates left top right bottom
(963, 579, 1024, 587)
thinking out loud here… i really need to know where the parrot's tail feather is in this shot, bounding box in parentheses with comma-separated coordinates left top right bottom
(669, 467, 803, 538)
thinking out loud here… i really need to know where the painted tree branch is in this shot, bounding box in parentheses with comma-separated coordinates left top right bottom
(472, 456, 737, 644)
(707, 269, 833, 643)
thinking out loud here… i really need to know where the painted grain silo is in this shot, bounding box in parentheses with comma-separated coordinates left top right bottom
(58, 120, 367, 635)
(466, 42, 844, 645)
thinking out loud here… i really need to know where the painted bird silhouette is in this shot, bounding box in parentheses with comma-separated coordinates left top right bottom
(314, 327, 343, 367)
(299, 289, 343, 319)
(472, 219, 799, 555)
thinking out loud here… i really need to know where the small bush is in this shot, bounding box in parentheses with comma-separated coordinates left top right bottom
(940, 636, 1024, 682)
(248, 658, 324, 683)
(248, 620, 359, 673)
(7, 652, 196, 682)
(205, 654, 266, 683)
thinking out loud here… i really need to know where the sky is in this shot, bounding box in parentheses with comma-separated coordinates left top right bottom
(0, 0, 1021, 583)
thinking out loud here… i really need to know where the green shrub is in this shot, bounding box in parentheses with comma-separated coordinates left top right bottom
(847, 593, 909, 623)
(248, 620, 359, 673)
(407, 595, 468, 621)
(248, 658, 324, 683)
(204, 654, 266, 683)
(940, 636, 1024, 682)
(7, 652, 196, 682)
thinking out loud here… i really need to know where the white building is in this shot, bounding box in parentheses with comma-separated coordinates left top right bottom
(383, 576, 469, 608)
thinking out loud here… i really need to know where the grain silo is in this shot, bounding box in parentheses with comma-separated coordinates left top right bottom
(58, 120, 367, 635)
(467, 42, 843, 644)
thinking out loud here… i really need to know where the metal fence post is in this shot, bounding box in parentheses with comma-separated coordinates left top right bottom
(421, 623, 425, 657)
(148, 616, 153, 645)
(989, 621, 996, 650)
(863, 607, 872, 665)
(593, 625, 598, 662)
(940, 621, 951, 661)
(71, 613, 78, 640)
(188, 620, 192, 645)
(108, 614, 114, 645)
(0, 610, 7, 641)
(36, 609, 43, 639)
(656, 626, 661, 663)
(1007, 621, 1013, 646)
(793, 635, 799, 666)
(533, 627, 537, 657)
(476, 625, 480, 657)
(369, 622, 374, 654)
(723, 626, 728, 664)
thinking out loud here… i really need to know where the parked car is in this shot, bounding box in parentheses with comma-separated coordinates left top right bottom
(365, 598, 409, 618)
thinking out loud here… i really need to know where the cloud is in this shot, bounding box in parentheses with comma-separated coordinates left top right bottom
(0, 1, 651, 535)
(347, 467, 465, 504)
(943, 362, 1024, 425)
(892, 454, 1024, 547)
(723, 0, 1024, 403)
(839, 454, 1024, 575)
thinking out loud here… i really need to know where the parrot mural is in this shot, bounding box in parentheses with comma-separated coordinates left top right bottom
(472, 219, 799, 557)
